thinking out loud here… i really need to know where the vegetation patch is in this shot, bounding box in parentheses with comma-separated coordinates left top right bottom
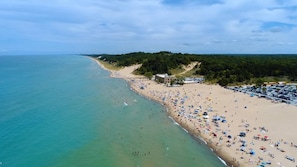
(86, 52, 297, 86)
(98, 59, 122, 71)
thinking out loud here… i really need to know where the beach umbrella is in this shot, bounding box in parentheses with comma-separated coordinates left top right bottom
(263, 136, 269, 141)
(239, 132, 246, 137)
(240, 140, 246, 146)
(240, 147, 245, 151)
(212, 116, 220, 121)
(227, 135, 232, 139)
(250, 149, 255, 155)
(261, 162, 267, 166)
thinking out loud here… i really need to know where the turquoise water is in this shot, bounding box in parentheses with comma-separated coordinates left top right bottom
(0, 55, 225, 167)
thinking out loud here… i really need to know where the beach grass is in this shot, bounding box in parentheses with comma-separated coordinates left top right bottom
(170, 66, 185, 75)
(97, 60, 122, 71)
(170, 62, 200, 77)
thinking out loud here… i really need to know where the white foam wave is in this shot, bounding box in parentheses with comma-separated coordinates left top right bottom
(217, 156, 227, 166)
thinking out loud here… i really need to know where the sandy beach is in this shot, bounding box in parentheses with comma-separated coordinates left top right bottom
(93, 58, 297, 167)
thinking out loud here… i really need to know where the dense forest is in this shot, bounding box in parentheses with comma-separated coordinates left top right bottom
(88, 52, 297, 86)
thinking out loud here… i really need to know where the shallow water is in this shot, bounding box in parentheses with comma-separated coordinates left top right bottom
(0, 55, 225, 167)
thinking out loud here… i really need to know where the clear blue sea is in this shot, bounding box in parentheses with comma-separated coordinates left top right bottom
(0, 55, 225, 167)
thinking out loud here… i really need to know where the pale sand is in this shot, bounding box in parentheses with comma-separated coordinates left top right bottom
(92, 58, 297, 167)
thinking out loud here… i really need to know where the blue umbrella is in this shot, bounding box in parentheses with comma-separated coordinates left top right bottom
(250, 149, 255, 156)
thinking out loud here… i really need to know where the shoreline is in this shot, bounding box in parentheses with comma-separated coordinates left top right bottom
(90, 57, 233, 166)
(128, 81, 231, 166)
(125, 79, 232, 166)
(90, 57, 297, 167)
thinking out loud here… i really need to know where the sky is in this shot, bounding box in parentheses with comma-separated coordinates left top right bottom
(0, 0, 297, 55)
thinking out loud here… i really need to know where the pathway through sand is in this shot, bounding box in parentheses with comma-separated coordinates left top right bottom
(178, 62, 199, 75)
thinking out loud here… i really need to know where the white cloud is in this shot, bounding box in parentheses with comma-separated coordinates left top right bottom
(0, 0, 296, 54)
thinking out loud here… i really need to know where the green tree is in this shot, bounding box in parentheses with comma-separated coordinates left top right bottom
(218, 78, 229, 86)
(144, 72, 153, 79)
(255, 78, 264, 86)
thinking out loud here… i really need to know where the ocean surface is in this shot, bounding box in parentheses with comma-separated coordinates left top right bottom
(0, 55, 225, 167)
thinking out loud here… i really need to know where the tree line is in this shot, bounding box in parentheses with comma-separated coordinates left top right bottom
(88, 52, 297, 86)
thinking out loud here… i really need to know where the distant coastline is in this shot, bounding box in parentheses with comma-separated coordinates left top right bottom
(90, 56, 297, 167)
